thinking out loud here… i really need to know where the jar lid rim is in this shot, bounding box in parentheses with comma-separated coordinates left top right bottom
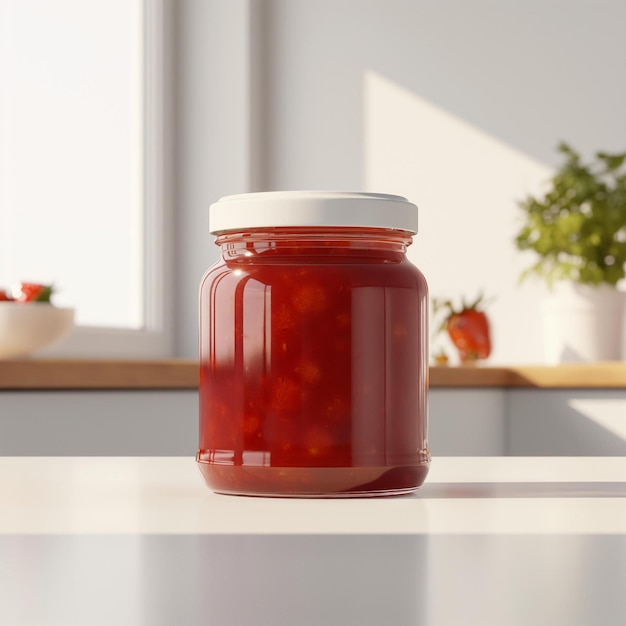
(209, 191, 419, 235)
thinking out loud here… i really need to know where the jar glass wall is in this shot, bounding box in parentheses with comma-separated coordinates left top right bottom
(198, 218, 430, 497)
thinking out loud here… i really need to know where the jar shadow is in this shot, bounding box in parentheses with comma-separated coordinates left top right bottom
(415, 481, 626, 498)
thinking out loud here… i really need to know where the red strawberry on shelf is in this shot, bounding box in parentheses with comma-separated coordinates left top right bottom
(13, 282, 54, 303)
(440, 293, 492, 363)
(0, 289, 14, 301)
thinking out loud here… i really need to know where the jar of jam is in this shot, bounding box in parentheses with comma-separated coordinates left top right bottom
(197, 191, 430, 497)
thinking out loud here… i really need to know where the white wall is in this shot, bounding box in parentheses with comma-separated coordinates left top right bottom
(253, 0, 626, 365)
(172, 1, 626, 363)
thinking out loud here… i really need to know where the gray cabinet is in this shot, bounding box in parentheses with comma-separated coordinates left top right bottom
(1, 388, 625, 456)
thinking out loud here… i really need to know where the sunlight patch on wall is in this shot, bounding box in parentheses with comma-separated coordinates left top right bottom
(363, 70, 553, 363)
(363, 70, 553, 213)
(568, 399, 626, 442)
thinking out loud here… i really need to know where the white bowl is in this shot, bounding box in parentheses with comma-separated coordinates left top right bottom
(0, 303, 75, 359)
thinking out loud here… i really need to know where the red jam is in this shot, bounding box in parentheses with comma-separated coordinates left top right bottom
(198, 195, 429, 497)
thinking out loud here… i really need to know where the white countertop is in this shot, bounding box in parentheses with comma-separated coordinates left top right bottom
(1, 456, 625, 535)
(2, 457, 626, 626)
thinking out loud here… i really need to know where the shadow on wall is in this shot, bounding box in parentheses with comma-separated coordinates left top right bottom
(357, 1, 626, 165)
(257, 0, 625, 186)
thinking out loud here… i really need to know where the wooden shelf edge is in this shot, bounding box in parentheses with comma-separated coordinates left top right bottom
(430, 362, 626, 389)
(0, 359, 625, 390)
(0, 359, 199, 390)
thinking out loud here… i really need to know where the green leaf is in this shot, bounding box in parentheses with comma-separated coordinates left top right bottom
(514, 142, 626, 286)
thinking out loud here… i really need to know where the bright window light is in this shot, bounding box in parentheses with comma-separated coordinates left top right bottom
(0, 0, 143, 328)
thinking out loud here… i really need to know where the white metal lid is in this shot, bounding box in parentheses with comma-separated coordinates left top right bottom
(209, 191, 418, 235)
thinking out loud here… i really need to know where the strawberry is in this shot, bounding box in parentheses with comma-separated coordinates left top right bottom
(437, 293, 492, 363)
(0, 289, 14, 302)
(13, 282, 54, 303)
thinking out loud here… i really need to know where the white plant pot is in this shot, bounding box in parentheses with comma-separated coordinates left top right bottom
(541, 283, 626, 364)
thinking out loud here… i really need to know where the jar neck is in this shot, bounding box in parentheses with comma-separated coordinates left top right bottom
(215, 227, 413, 263)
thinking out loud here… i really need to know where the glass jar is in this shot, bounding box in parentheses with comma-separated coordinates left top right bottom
(197, 191, 430, 497)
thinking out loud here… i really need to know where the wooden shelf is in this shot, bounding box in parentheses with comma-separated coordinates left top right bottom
(0, 359, 625, 390)
(0, 359, 198, 390)
(429, 362, 626, 389)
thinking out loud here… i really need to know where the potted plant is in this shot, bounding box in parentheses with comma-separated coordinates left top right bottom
(515, 142, 626, 362)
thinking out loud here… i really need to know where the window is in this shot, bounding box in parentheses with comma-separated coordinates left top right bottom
(0, 0, 171, 357)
